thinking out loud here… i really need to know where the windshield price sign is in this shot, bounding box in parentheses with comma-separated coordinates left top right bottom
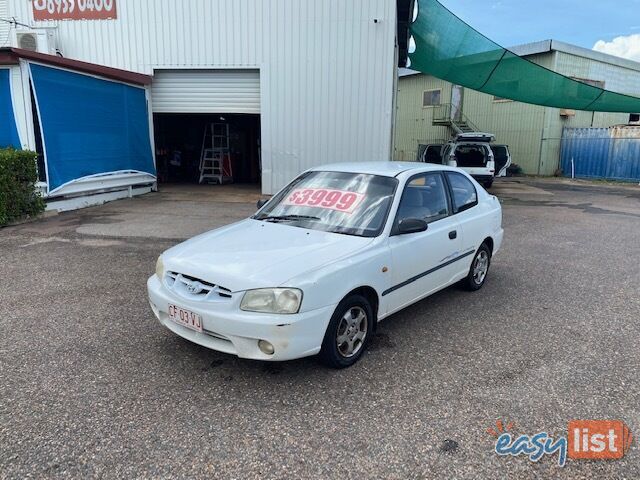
(33, 0, 118, 20)
(283, 188, 365, 214)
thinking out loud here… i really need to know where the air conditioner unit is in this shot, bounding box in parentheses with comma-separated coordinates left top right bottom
(12, 29, 58, 55)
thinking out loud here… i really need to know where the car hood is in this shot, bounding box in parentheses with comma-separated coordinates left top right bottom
(163, 219, 374, 292)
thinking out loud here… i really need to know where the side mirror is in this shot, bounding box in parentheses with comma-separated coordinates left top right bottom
(256, 198, 269, 209)
(397, 218, 428, 235)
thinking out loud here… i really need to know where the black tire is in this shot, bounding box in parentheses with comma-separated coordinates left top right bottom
(463, 243, 492, 291)
(483, 180, 493, 189)
(319, 295, 373, 369)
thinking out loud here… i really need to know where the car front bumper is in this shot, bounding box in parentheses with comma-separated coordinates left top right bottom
(147, 275, 336, 361)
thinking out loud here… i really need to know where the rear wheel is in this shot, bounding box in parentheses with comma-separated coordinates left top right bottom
(463, 244, 492, 291)
(483, 180, 493, 189)
(319, 295, 372, 368)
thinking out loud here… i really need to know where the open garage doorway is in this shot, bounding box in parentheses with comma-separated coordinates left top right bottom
(154, 113, 261, 185)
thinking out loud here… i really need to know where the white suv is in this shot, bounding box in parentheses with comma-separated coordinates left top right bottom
(441, 133, 497, 188)
(420, 133, 512, 189)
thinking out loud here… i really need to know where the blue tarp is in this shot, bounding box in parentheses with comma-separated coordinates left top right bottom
(0, 69, 21, 148)
(30, 64, 155, 192)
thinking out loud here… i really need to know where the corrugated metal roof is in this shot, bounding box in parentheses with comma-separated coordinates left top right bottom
(510, 40, 640, 72)
(398, 67, 420, 77)
(0, 47, 152, 85)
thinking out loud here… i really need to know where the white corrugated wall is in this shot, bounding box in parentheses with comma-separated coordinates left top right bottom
(7, 0, 398, 193)
(0, 0, 11, 47)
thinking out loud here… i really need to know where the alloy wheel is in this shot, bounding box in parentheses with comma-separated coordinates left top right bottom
(336, 307, 368, 358)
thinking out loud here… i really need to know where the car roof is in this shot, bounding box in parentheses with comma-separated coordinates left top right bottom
(455, 132, 495, 142)
(308, 161, 452, 178)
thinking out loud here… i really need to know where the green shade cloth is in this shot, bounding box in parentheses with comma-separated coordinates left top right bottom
(409, 0, 640, 113)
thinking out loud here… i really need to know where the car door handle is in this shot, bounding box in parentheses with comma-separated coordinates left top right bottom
(449, 230, 457, 240)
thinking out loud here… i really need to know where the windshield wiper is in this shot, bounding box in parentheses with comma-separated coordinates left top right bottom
(259, 214, 321, 223)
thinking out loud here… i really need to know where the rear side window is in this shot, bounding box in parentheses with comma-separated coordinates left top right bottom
(446, 172, 478, 213)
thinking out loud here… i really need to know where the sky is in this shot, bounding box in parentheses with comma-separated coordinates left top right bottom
(440, 0, 640, 61)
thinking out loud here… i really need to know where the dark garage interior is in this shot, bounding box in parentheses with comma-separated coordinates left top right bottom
(153, 113, 261, 185)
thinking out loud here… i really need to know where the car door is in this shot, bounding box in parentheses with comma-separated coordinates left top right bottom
(491, 145, 512, 177)
(421, 144, 444, 164)
(444, 171, 483, 278)
(385, 172, 462, 314)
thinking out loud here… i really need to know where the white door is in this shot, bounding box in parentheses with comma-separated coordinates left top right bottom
(451, 85, 464, 122)
(444, 171, 483, 278)
(385, 172, 463, 313)
(151, 69, 260, 114)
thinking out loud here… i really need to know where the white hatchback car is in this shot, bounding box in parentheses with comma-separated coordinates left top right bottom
(148, 162, 503, 368)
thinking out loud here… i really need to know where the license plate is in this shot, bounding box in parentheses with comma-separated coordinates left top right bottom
(168, 304, 203, 333)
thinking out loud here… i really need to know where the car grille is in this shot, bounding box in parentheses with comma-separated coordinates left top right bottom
(165, 272, 233, 301)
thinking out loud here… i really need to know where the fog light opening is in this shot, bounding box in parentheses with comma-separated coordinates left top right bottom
(258, 340, 275, 355)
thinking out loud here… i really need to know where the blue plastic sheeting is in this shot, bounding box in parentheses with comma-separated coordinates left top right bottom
(0, 69, 21, 148)
(30, 64, 155, 191)
(561, 127, 640, 182)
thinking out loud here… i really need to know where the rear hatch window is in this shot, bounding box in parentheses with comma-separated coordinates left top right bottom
(455, 145, 488, 168)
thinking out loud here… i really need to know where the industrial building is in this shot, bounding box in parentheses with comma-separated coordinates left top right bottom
(0, 0, 412, 210)
(394, 40, 640, 177)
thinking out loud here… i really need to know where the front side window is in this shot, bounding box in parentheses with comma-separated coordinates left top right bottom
(395, 173, 450, 225)
(446, 172, 478, 213)
(254, 171, 398, 237)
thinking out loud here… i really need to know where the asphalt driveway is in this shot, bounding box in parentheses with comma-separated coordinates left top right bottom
(1, 179, 639, 479)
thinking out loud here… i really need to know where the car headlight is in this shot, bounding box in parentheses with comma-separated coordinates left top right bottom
(240, 288, 303, 314)
(155, 255, 164, 279)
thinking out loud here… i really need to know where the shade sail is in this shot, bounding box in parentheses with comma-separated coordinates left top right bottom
(409, 0, 640, 113)
(0, 69, 21, 148)
(30, 64, 155, 192)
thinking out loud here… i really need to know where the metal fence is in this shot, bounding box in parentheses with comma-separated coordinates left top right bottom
(560, 126, 640, 181)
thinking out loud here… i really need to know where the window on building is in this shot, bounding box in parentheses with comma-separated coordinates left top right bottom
(629, 113, 640, 123)
(423, 89, 441, 107)
(493, 96, 513, 103)
(571, 77, 605, 89)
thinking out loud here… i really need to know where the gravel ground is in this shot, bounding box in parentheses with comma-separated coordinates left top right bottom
(1, 179, 639, 479)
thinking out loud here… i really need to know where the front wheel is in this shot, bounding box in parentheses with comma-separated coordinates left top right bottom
(463, 244, 492, 291)
(319, 295, 373, 368)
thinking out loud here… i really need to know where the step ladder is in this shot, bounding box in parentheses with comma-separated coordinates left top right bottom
(199, 149, 224, 184)
(199, 123, 234, 184)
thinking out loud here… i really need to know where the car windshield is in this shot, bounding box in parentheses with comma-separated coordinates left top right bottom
(253, 171, 398, 237)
